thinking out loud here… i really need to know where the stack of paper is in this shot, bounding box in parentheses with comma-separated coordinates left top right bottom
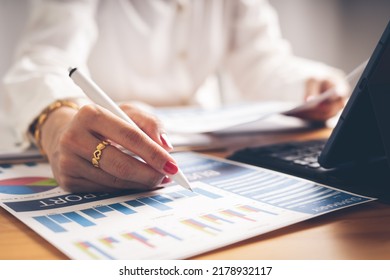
(155, 101, 299, 134)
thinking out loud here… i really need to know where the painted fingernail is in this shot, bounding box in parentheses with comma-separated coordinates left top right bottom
(160, 133, 173, 149)
(163, 160, 178, 175)
(161, 176, 172, 184)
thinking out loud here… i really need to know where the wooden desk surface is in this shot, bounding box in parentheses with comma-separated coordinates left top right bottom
(1, 127, 389, 260)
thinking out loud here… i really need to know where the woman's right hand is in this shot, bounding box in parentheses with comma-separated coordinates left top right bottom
(40, 103, 177, 193)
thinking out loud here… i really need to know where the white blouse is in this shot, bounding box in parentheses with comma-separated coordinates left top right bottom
(2, 0, 343, 145)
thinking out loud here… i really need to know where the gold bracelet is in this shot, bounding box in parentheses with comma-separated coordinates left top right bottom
(31, 100, 80, 155)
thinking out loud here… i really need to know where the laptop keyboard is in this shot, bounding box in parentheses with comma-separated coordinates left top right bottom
(227, 139, 330, 183)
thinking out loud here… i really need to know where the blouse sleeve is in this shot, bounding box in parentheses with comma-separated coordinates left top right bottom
(2, 0, 98, 146)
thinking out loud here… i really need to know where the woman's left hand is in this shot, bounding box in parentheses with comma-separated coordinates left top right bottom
(289, 78, 349, 122)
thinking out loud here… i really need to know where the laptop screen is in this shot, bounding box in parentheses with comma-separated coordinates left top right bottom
(319, 20, 390, 168)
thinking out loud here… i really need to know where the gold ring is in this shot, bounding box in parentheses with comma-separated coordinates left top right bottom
(92, 140, 109, 168)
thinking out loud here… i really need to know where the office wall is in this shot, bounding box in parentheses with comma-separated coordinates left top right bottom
(0, 0, 28, 77)
(0, 0, 28, 111)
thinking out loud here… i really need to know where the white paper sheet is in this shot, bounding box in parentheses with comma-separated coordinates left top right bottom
(155, 101, 297, 134)
(155, 60, 368, 136)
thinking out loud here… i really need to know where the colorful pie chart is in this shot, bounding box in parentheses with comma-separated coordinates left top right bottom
(0, 177, 58, 195)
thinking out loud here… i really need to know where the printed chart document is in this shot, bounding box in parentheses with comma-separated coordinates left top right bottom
(0, 152, 374, 259)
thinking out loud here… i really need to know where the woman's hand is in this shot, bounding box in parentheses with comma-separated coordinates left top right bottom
(289, 78, 349, 122)
(40, 102, 175, 193)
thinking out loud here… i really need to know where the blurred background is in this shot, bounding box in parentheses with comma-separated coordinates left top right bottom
(273, 0, 389, 72)
(0, 0, 389, 94)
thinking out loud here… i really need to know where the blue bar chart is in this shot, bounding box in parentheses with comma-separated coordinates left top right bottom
(33, 216, 67, 233)
(33, 186, 223, 233)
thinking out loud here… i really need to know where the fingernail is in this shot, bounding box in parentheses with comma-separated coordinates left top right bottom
(161, 176, 172, 184)
(306, 95, 316, 102)
(163, 160, 178, 175)
(160, 133, 173, 149)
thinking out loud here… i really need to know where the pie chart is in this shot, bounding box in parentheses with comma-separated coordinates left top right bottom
(0, 177, 58, 195)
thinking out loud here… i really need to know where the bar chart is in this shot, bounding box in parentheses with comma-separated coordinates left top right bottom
(70, 201, 282, 259)
(181, 204, 276, 235)
(33, 186, 224, 233)
(73, 226, 184, 259)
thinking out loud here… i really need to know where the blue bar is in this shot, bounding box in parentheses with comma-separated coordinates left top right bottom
(48, 214, 71, 224)
(109, 203, 136, 215)
(34, 216, 67, 233)
(178, 189, 198, 197)
(150, 195, 173, 203)
(125, 200, 144, 207)
(193, 187, 222, 199)
(63, 211, 95, 227)
(24, 162, 37, 167)
(138, 197, 171, 211)
(81, 208, 106, 219)
(95, 205, 114, 213)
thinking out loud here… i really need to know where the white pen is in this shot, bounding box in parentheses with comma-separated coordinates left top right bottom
(68, 67, 192, 191)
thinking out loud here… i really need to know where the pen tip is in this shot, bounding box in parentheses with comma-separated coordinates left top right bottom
(170, 168, 192, 191)
(182, 180, 192, 192)
(68, 67, 77, 77)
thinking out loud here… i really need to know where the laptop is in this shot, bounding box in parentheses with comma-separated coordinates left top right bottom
(228, 20, 390, 202)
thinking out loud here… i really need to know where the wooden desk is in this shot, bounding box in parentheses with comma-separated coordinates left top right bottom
(1, 127, 389, 260)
